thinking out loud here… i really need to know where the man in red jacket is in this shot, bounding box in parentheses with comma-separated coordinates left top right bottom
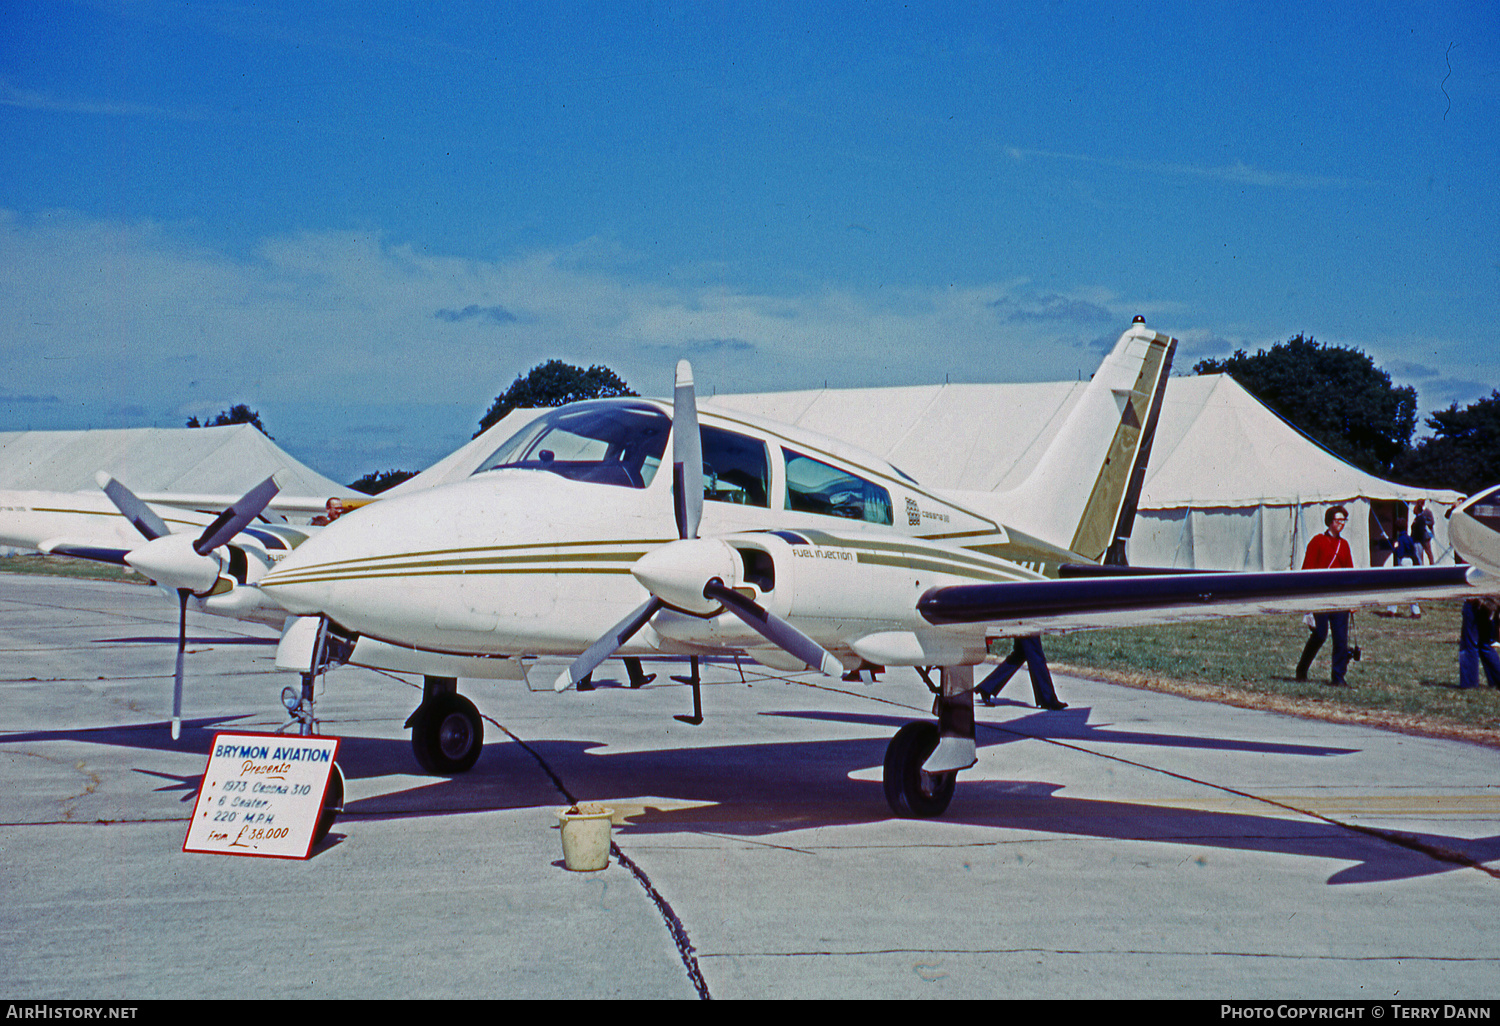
(1296, 505, 1355, 685)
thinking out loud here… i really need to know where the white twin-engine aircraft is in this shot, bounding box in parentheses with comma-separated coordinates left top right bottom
(5, 318, 1500, 821)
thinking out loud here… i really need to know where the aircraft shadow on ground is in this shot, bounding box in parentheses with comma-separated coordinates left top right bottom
(5, 706, 1495, 885)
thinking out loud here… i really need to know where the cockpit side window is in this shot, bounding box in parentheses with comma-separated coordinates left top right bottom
(472, 401, 670, 489)
(782, 447, 894, 525)
(701, 426, 770, 508)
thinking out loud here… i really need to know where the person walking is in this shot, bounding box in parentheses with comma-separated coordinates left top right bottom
(1412, 498, 1437, 566)
(1296, 505, 1355, 686)
(978, 636, 1068, 710)
(1459, 598, 1500, 689)
(1386, 516, 1422, 618)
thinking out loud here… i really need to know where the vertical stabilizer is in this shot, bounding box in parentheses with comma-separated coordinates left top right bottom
(993, 318, 1176, 563)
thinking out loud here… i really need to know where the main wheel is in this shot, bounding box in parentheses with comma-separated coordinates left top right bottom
(883, 721, 956, 818)
(410, 693, 484, 775)
(313, 762, 345, 846)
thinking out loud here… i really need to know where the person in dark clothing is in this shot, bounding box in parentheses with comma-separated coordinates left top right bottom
(624, 658, 655, 688)
(1386, 516, 1422, 618)
(1459, 598, 1500, 689)
(977, 636, 1067, 710)
(1411, 498, 1436, 566)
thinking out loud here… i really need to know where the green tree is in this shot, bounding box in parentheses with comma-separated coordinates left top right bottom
(186, 404, 272, 439)
(349, 469, 418, 495)
(475, 360, 636, 437)
(1193, 335, 1416, 477)
(1393, 391, 1500, 494)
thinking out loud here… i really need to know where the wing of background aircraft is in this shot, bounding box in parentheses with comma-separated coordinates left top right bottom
(0, 478, 348, 567)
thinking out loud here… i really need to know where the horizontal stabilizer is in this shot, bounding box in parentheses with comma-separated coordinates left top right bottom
(1450, 484, 1500, 576)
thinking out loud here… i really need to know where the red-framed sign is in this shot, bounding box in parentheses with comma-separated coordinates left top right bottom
(184, 732, 342, 860)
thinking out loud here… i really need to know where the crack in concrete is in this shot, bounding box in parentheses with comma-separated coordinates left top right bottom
(489, 716, 713, 1000)
(0, 747, 101, 821)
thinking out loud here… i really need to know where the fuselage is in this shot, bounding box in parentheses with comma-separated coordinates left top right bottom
(257, 399, 1065, 669)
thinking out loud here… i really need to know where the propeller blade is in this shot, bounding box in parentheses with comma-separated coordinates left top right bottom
(703, 580, 845, 678)
(95, 472, 170, 541)
(194, 475, 280, 555)
(672, 360, 704, 541)
(555, 597, 664, 692)
(172, 589, 188, 740)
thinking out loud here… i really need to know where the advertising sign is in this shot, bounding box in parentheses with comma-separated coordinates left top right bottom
(184, 732, 342, 860)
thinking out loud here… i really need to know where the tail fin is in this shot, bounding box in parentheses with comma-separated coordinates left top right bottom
(992, 318, 1176, 563)
(1450, 483, 1500, 577)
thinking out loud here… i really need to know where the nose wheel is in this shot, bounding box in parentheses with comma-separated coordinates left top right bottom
(407, 680, 484, 775)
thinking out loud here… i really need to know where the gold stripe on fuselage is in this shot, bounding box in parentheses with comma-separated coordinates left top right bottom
(259, 539, 671, 586)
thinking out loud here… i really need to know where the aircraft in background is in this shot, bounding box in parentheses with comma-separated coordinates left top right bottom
(4, 318, 1499, 821)
(0, 473, 357, 737)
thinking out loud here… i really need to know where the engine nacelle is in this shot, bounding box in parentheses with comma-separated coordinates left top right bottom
(657, 528, 1015, 664)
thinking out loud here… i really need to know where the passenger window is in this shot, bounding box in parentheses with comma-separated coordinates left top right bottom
(782, 448, 893, 525)
(701, 427, 770, 508)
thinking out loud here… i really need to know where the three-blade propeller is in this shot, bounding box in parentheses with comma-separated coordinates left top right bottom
(555, 361, 843, 691)
(98, 473, 281, 739)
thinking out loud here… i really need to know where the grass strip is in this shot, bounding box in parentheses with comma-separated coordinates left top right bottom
(1046, 600, 1500, 746)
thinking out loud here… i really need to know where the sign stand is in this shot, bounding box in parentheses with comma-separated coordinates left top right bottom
(184, 732, 343, 859)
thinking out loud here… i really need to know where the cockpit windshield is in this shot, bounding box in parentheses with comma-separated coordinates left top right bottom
(472, 400, 671, 489)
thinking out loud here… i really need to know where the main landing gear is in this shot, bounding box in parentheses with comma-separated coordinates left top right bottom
(883, 721, 956, 817)
(406, 675, 484, 775)
(882, 665, 976, 818)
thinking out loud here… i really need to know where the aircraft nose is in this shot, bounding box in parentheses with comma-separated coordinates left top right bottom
(257, 481, 486, 625)
(257, 515, 370, 616)
(257, 547, 334, 615)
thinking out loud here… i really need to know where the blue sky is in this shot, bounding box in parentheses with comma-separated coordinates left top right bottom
(2, 1, 1496, 484)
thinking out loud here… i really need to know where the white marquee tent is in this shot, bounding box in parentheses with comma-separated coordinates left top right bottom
(707, 375, 1462, 571)
(0, 425, 358, 502)
(386, 374, 1464, 572)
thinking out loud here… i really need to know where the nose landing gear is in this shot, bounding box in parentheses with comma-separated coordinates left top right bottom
(276, 615, 351, 846)
(405, 676, 484, 775)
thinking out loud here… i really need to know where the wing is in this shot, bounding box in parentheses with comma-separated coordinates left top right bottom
(137, 491, 365, 517)
(918, 564, 1490, 636)
(0, 486, 313, 568)
(0, 488, 211, 563)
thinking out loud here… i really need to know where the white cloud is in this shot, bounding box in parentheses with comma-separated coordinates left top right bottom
(0, 77, 204, 121)
(0, 209, 1184, 476)
(1004, 146, 1371, 190)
